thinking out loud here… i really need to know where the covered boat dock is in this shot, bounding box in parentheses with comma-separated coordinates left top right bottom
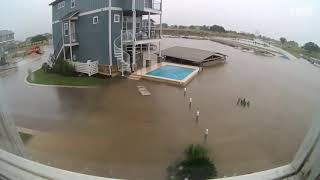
(160, 46, 227, 66)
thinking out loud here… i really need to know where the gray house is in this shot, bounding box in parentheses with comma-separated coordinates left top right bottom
(0, 30, 15, 58)
(50, 0, 163, 75)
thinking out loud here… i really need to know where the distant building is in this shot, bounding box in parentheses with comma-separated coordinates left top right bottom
(0, 30, 16, 57)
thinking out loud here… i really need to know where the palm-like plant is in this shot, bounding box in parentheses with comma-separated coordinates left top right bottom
(167, 144, 217, 180)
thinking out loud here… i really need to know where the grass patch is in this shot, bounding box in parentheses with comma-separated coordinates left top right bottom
(274, 44, 320, 60)
(27, 69, 118, 87)
(19, 132, 33, 144)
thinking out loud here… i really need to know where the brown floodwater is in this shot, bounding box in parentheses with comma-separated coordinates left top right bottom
(1, 38, 320, 179)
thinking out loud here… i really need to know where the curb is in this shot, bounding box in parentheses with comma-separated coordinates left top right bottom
(24, 70, 100, 89)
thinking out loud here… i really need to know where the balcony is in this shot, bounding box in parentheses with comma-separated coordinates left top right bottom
(122, 29, 161, 43)
(63, 33, 79, 46)
(144, 0, 162, 11)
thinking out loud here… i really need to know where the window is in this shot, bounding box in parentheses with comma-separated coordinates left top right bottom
(93, 16, 99, 24)
(114, 14, 120, 23)
(64, 23, 69, 36)
(71, 0, 75, 8)
(57, 1, 65, 9)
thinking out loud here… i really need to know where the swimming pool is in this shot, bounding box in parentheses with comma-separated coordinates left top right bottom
(146, 65, 195, 80)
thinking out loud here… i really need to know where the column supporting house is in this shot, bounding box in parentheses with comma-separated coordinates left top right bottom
(61, 23, 66, 60)
(69, 19, 73, 61)
(132, 0, 136, 71)
(141, 44, 144, 67)
(108, 0, 112, 76)
(147, 12, 151, 60)
(159, 3, 163, 57)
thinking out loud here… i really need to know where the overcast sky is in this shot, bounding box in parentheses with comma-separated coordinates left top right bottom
(0, 0, 319, 45)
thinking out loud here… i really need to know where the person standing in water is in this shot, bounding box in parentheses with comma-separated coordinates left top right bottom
(204, 129, 209, 143)
(196, 109, 200, 122)
(189, 98, 193, 109)
(237, 98, 241, 105)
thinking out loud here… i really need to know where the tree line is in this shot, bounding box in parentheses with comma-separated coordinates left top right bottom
(280, 37, 319, 53)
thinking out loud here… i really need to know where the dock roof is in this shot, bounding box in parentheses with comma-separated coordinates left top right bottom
(161, 46, 226, 63)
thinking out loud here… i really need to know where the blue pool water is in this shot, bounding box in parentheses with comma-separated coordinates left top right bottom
(146, 65, 195, 80)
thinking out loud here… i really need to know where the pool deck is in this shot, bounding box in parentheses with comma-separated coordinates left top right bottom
(133, 62, 200, 86)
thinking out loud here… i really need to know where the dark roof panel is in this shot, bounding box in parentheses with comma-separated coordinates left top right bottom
(161, 46, 226, 63)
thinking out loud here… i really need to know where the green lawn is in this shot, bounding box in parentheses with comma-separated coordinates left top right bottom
(19, 132, 33, 144)
(281, 46, 304, 58)
(274, 44, 320, 60)
(27, 69, 117, 87)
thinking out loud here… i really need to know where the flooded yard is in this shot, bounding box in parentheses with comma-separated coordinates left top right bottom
(1, 38, 320, 179)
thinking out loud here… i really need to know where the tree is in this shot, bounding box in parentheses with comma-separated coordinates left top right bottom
(178, 25, 187, 29)
(287, 41, 299, 47)
(209, 25, 226, 33)
(189, 25, 197, 30)
(162, 23, 169, 28)
(280, 37, 287, 45)
(167, 144, 217, 180)
(302, 42, 320, 53)
(171, 25, 178, 29)
(31, 35, 48, 43)
(200, 25, 209, 31)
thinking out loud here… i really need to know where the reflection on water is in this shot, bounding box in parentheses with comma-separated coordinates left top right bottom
(1, 38, 320, 179)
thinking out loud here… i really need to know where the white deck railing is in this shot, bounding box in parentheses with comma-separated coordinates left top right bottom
(70, 60, 98, 76)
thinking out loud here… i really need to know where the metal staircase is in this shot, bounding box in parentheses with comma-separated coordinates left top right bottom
(114, 32, 131, 76)
(48, 38, 63, 66)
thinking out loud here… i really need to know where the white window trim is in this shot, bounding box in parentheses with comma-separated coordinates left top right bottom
(114, 14, 120, 23)
(64, 23, 69, 36)
(71, 0, 75, 8)
(57, 1, 65, 9)
(93, 16, 99, 24)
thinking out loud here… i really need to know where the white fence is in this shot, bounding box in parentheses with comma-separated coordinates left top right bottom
(70, 60, 98, 76)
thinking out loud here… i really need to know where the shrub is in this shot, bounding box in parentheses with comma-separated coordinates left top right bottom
(51, 58, 76, 76)
(41, 62, 51, 73)
(167, 144, 217, 180)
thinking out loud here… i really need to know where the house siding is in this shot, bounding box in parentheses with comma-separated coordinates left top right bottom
(75, 11, 109, 65)
(52, 0, 112, 22)
(52, 22, 62, 51)
(121, 0, 145, 11)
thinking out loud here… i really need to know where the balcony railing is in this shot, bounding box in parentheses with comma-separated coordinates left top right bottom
(144, 0, 162, 11)
(136, 29, 161, 41)
(63, 33, 79, 45)
(122, 30, 161, 42)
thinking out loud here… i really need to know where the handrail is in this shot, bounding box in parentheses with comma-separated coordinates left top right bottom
(114, 32, 131, 74)
(53, 38, 63, 58)
(48, 38, 63, 65)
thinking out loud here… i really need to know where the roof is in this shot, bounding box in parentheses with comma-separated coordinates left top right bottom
(0, 30, 14, 37)
(142, 19, 156, 23)
(161, 46, 226, 63)
(61, 10, 80, 21)
(49, 0, 64, 5)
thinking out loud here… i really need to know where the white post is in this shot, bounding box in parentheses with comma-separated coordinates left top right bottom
(61, 23, 66, 60)
(69, 20, 73, 61)
(132, 0, 136, 71)
(159, 2, 163, 57)
(148, 12, 151, 60)
(108, 0, 112, 76)
(121, 31, 124, 76)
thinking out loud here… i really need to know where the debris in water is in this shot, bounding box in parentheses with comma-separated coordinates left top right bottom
(137, 86, 151, 96)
